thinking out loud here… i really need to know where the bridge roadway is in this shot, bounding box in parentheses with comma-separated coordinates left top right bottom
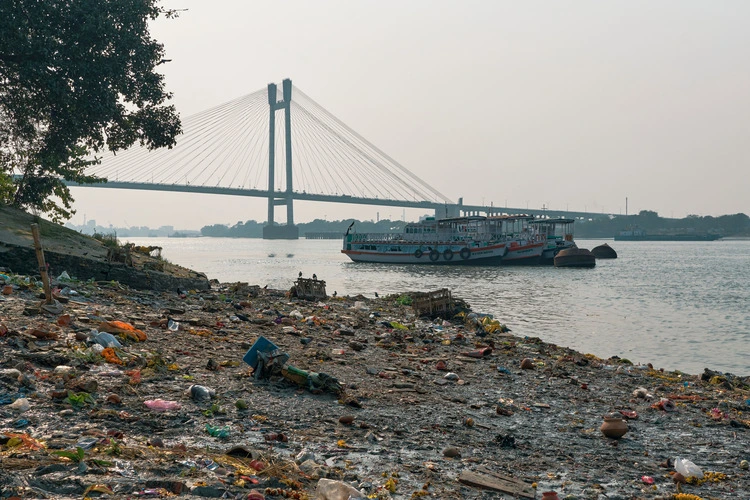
(64, 180, 610, 220)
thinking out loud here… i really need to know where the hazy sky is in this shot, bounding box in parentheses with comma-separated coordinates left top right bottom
(71, 0, 749, 229)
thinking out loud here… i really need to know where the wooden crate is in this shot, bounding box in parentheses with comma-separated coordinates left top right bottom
(411, 288, 453, 318)
(293, 278, 327, 301)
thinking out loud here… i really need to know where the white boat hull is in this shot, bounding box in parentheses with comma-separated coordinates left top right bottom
(502, 242, 544, 264)
(342, 243, 508, 265)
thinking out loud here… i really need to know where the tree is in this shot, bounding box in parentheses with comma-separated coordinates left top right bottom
(0, 0, 182, 221)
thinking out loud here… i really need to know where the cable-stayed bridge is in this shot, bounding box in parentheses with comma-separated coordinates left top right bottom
(78, 78, 602, 238)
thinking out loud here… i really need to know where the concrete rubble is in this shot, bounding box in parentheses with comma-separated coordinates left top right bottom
(0, 269, 748, 500)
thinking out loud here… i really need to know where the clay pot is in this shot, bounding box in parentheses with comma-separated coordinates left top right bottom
(1, 285, 12, 295)
(542, 492, 560, 500)
(520, 358, 534, 370)
(600, 416, 628, 439)
(338, 415, 355, 425)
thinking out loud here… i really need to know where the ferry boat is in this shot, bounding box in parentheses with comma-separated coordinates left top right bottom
(341, 216, 509, 265)
(489, 215, 544, 265)
(528, 217, 577, 264)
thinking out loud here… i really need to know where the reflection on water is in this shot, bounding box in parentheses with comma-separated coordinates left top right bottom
(126, 237, 749, 376)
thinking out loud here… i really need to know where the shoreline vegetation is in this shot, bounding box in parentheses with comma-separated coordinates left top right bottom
(0, 206, 748, 499)
(63, 210, 750, 240)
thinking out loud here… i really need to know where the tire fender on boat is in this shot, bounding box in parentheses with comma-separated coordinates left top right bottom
(429, 249, 440, 262)
(414, 249, 423, 259)
(443, 248, 454, 261)
(459, 247, 470, 260)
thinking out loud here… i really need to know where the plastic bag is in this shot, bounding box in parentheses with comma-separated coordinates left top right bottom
(674, 457, 703, 479)
(9, 398, 30, 412)
(144, 399, 181, 411)
(315, 478, 363, 499)
(91, 331, 122, 348)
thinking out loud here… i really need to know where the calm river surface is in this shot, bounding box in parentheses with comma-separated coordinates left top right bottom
(126, 237, 749, 376)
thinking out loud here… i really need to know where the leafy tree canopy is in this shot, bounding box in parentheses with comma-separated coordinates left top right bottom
(0, 0, 182, 221)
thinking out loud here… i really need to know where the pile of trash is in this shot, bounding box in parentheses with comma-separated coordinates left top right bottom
(1, 269, 749, 499)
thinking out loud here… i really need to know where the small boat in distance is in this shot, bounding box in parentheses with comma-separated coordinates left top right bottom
(554, 247, 596, 268)
(591, 243, 618, 259)
(341, 216, 508, 265)
(614, 228, 722, 241)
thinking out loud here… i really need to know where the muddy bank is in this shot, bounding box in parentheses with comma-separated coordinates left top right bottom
(0, 272, 748, 500)
(0, 244, 209, 292)
(0, 205, 209, 292)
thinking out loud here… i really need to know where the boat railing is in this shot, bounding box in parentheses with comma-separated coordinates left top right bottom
(348, 231, 502, 244)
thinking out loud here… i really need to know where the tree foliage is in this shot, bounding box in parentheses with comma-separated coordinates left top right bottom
(0, 0, 182, 221)
(575, 212, 749, 238)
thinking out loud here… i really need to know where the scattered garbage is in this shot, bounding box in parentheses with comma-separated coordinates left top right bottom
(281, 365, 342, 395)
(144, 399, 181, 411)
(653, 397, 676, 412)
(243, 336, 342, 394)
(675, 457, 704, 479)
(0, 263, 747, 499)
(9, 398, 30, 412)
(461, 346, 492, 358)
(189, 385, 215, 402)
(205, 423, 231, 438)
(90, 331, 123, 348)
(99, 320, 147, 341)
(315, 478, 363, 499)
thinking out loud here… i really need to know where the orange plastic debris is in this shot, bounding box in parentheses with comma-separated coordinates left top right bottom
(99, 321, 147, 341)
(101, 347, 124, 365)
(3, 432, 46, 450)
(125, 369, 141, 385)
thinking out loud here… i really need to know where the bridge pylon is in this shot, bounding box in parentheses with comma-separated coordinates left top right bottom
(263, 78, 299, 239)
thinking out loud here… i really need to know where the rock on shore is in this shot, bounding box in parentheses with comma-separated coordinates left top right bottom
(0, 272, 748, 500)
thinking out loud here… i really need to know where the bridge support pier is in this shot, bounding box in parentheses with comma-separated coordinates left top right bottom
(264, 78, 299, 239)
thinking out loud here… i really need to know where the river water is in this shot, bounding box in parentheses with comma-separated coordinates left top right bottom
(126, 236, 749, 376)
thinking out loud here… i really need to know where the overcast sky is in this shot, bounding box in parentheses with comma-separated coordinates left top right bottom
(71, 0, 749, 229)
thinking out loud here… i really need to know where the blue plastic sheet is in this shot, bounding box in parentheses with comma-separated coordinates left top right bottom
(242, 336, 279, 368)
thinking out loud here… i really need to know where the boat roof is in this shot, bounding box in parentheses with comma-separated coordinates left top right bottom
(487, 214, 535, 221)
(528, 218, 575, 224)
(408, 215, 488, 225)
